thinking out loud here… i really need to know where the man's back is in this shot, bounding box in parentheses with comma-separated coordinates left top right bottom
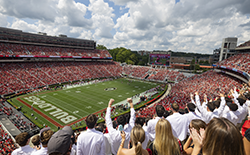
(77, 128, 105, 155)
(167, 113, 188, 141)
(145, 117, 161, 141)
(12, 145, 35, 155)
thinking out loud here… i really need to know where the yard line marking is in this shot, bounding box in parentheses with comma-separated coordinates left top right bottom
(98, 102, 104, 105)
(86, 106, 92, 109)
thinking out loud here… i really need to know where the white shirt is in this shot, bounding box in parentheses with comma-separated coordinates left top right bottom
(103, 133, 112, 155)
(145, 117, 161, 141)
(191, 98, 204, 120)
(196, 95, 226, 124)
(31, 146, 48, 155)
(77, 128, 105, 155)
(232, 91, 248, 123)
(222, 110, 240, 125)
(105, 107, 135, 155)
(142, 130, 150, 150)
(166, 113, 189, 141)
(71, 144, 77, 155)
(12, 145, 36, 155)
(185, 111, 201, 124)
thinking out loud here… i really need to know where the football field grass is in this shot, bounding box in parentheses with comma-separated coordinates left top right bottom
(10, 78, 159, 131)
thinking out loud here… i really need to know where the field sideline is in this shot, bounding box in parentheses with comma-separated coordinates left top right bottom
(10, 78, 159, 131)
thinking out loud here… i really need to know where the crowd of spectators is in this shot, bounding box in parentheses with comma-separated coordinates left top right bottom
(237, 40, 250, 48)
(137, 70, 242, 118)
(0, 61, 186, 95)
(147, 68, 185, 82)
(0, 100, 39, 133)
(0, 61, 122, 95)
(0, 43, 111, 58)
(216, 52, 250, 74)
(0, 125, 17, 155)
(122, 65, 185, 82)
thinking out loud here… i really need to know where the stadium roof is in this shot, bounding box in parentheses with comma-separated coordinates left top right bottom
(236, 40, 250, 51)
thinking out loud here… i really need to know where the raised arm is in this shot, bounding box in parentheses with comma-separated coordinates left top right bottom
(105, 99, 116, 133)
(190, 93, 195, 104)
(127, 98, 135, 128)
(195, 92, 210, 120)
(216, 93, 226, 117)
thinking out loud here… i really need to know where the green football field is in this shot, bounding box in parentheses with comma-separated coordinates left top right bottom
(10, 78, 159, 131)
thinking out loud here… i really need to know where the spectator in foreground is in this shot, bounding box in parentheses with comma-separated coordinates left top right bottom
(148, 119, 182, 155)
(12, 132, 35, 155)
(31, 127, 53, 155)
(135, 117, 150, 150)
(47, 126, 73, 155)
(195, 92, 226, 124)
(31, 134, 40, 151)
(166, 103, 189, 142)
(191, 117, 245, 155)
(117, 125, 149, 155)
(77, 114, 105, 155)
(105, 98, 135, 155)
(184, 103, 201, 124)
(183, 119, 206, 155)
(145, 105, 165, 141)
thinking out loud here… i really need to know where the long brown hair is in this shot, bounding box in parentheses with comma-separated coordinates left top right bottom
(130, 125, 145, 155)
(203, 117, 245, 155)
(190, 119, 206, 134)
(154, 119, 180, 155)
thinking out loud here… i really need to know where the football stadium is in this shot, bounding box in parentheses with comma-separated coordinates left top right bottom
(1, 3, 250, 154)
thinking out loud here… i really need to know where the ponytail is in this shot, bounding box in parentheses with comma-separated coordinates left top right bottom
(135, 141, 142, 155)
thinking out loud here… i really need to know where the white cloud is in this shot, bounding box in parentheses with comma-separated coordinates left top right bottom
(11, 19, 38, 33)
(0, 13, 8, 27)
(0, 0, 249, 54)
(109, 0, 140, 6)
(89, 0, 115, 39)
(0, 0, 58, 22)
(57, 0, 92, 28)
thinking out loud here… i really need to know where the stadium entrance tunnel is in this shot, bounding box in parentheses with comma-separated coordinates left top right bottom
(104, 87, 117, 91)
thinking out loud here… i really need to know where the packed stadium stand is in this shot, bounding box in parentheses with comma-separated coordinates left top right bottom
(137, 70, 243, 118)
(1, 27, 250, 155)
(122, 65, 185, 82)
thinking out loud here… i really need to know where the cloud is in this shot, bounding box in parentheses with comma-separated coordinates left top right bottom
(111, 0, 250, 53)
(0, 13, 8, 27)
(89, 0, 115, 38)
(0, 0, 58, 22)
(109, 0, 140, 6)
(11, 19, 38, 33)
(0, 0, 250, 54)
(57, 0, 93, 28)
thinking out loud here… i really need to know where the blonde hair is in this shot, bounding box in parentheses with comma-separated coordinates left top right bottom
(130, 125, 145, 155)
(154, 119, 180, 155)
(203, 117, 245, 155)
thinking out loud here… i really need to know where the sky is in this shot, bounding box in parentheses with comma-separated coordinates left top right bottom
(0, 0, 250, 54)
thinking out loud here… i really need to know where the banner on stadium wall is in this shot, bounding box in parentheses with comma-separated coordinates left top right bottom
(0, 55, 112, 59)
(218, 65, 250, 80)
